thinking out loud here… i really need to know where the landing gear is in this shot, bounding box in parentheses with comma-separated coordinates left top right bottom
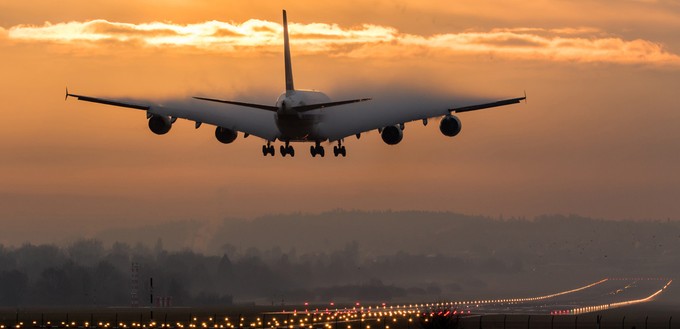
(333, 140, 347, 157)
(262, 141, 297, 157)
(280, 142, 295, 157)
(261, 142, 275, 156)
(333, 146, 346, 157)
(310, 142, 325, 157)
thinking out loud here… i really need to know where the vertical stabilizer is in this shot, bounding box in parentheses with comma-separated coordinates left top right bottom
(283, 10, 295, 94)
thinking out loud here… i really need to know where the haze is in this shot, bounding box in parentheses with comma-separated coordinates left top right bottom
(1, 212, 678, 306)
(1, 1, 679, 243)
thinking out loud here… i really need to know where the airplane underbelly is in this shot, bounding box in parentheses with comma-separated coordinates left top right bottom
(276, 114, 322, 142)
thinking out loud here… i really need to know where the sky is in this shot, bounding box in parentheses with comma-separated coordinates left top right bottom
(1, 0, 679, 243)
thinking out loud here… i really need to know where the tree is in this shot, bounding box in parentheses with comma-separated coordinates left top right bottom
(0, 270, 28, 306)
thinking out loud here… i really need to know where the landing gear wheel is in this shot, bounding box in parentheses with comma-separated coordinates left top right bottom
(263, 145, 275, 156)
(333, 146, 339, 157)
(311, 145, 325, 158)
(287, 145, 295, 157)
(280, 145, 287, 157)
(340, 146, 347, 157)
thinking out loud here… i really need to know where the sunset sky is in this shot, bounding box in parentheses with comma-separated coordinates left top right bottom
(1, 1, 679, 243)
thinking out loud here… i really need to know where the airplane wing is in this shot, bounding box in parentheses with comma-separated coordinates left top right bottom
(317, 95, 526, 141)
(451, 96, 526, 113)
(65, 92, 152, 110)
(66, 89, 280, 141)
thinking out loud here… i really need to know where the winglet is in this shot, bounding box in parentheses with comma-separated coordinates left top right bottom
(65, 87, 77, 101)
(524, 90, 527, 104)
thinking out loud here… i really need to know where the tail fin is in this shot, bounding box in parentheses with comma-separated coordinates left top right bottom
(283, 10, 295, 94)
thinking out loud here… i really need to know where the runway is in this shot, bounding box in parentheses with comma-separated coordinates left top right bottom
(254, 278, 675, 329)
(0, 278, 673, 329)
(449, 278, 672, 315)
(265, 278, 672, 318)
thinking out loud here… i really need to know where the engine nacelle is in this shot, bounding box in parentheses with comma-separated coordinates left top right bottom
(215, 126, 238, 144)
(381, 125, 403, 145)
(439, 115, 462, 137)
(148, 115, 172, 135)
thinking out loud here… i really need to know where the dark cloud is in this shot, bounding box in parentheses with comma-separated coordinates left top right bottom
(211, 28, 244, 37)
(477, 35, 546, 48)
(250, 25, 277, 33)
(84, 20, 179, 37)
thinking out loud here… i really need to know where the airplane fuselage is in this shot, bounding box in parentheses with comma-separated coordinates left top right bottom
(274, 90, 330, 142)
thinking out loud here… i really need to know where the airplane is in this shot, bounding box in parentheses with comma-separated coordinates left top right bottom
(66, 10, 525, 158)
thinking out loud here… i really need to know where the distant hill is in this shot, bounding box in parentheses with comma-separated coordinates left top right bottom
(93, 210, 679, 268)
(0, 210, 676, 306)
(95, 210, 679, 290)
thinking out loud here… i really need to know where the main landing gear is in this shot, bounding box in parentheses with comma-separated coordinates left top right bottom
(333, 140, 347, 157)
(261, 142, 275, 156)
(280, 141, 295, 157)
(310, 141, 325, 157)
(261, 141, 295, 157)
(263, 141, 346, 157)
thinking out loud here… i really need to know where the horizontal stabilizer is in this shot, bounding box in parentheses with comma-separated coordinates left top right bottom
(193, 97, 279, 112)
(293, 98, 372, 112)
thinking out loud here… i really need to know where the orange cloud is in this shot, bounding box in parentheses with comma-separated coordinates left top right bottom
(6, 19, 680, 66)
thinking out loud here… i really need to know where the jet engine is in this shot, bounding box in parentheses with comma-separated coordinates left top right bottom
(381, 125, 403, 145)
(148, 115, 172, 135)
(215, 126, 238, 144)
(439, 115, 462, 137)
